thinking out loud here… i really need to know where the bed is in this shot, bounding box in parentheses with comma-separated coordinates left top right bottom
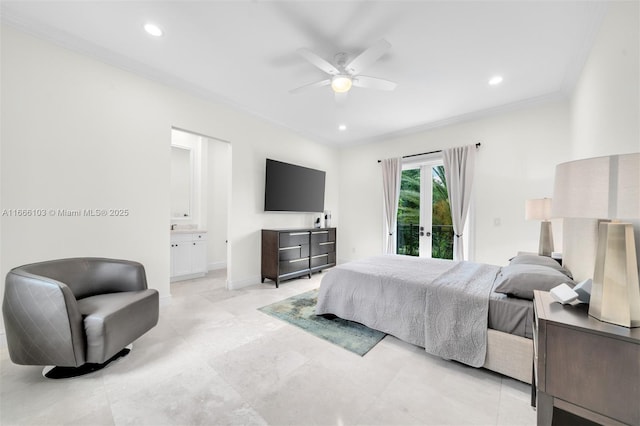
(315, 251, 580, 384)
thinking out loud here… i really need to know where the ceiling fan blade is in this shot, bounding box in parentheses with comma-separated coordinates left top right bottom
(296, 48, 340, 75)
(334, 91, 348, 104)
(345, 39, 391, 75)
(289, 79, 331, 94)
(352, 75, 397, 91)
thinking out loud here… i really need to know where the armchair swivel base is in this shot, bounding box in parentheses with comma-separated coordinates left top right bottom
(43, 345, 132, 379)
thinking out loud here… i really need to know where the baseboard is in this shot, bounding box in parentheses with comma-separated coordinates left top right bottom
(227, 274, 261, 290)
(159, 294, 173, 307)
(170, 272, 206, 283)
(207, 261, 227, 271)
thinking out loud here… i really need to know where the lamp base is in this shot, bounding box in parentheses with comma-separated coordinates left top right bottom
(538, 221, 554, 257)
(589, 222, 640, 328)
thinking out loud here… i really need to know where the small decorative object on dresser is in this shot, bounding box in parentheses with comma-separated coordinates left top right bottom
(261, 228, 336, 288)
(533, 290, 640, 426)
(323, 210, 332, 227)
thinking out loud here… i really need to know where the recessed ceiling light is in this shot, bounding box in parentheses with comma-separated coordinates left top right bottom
(144, 23, 163, 37)
(338, 124, 347, 131)
(488, 75, 503, 86)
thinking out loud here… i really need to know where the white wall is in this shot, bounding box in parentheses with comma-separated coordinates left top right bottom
(571, 0, 639, 159)
(206, 139, 230, 270)
(568, 0, 640, 277)
(338, 101, 571, 267)
(0, 25, 340, 308)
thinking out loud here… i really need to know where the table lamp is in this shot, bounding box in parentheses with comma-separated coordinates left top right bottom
(552, 153, 640, 328)
(526, 198, 554, 256)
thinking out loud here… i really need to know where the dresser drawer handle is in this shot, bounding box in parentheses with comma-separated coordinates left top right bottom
(289, 258, 308, 264)
(319, 242, 335, 246)
(311, 254, 329, 259)
(280, 245, 302, 251)
(312, 231, 329, 234)
(288, 232, 308, 236)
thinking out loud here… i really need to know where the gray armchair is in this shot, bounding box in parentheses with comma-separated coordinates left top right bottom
(3, 258, 159, 378)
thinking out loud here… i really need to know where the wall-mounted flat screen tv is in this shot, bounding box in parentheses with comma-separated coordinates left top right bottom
(264, 159, 326, 212)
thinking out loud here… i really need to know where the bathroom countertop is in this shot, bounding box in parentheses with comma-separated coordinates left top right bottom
(170, 229, 207, 234)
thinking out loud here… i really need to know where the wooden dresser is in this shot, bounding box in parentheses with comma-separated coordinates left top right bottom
(261, 228, 336, 287)
(533, 290, 640, 425)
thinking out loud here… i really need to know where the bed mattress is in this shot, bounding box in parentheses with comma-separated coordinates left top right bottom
(488, 292, 534, 339)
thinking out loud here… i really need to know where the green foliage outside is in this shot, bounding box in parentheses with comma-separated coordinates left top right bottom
(396, 166, 453, 259)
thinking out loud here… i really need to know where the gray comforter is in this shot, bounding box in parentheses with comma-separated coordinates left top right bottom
(315, 255, 500, 367)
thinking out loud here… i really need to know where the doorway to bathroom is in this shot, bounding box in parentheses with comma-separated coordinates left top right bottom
(170, 127, 231, 290)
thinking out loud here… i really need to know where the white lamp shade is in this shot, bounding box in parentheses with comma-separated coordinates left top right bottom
(552, 153, 640, 219)
(525, 198, 552, 221)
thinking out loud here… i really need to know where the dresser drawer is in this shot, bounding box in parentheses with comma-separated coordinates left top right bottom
(310, 254, 329, 268)
(311, 229, 336, 243)
(279, 231, 309, 247)
(311, 253, 336, 268)
(312, 252, 336, 268)
(311, 240, 335, 255)
(279, 258, 309, 275)
(279, 244, 309, 261)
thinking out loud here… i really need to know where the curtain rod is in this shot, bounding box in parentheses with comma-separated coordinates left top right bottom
(377, 142, 481, 163)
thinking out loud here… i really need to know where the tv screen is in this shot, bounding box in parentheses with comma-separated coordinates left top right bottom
(265, 159, 326, 212)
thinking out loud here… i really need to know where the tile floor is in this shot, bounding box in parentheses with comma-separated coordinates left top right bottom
(0, 270, 536, 425)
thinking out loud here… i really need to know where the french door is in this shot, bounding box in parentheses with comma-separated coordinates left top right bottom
(396, 160, 454, 259)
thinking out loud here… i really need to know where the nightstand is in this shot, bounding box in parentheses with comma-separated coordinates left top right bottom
(533, 290, 640, 425)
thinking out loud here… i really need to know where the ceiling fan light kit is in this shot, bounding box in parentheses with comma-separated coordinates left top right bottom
(331, 75, 353, 93)
(291, 39, 397, 98)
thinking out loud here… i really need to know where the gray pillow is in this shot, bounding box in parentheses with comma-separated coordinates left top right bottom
(494, 264, 576, 300)
(509, 254, 573, 279)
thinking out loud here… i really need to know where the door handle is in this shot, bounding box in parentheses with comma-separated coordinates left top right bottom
(419, 226, 430, 237)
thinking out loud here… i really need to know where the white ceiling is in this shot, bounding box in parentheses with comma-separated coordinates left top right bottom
(1, 1, 607, 146)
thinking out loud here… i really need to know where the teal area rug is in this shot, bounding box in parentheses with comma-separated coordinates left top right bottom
(258, 289, 386, 356)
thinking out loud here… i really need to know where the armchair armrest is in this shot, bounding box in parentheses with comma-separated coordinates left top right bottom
(2, 270, 86, 367)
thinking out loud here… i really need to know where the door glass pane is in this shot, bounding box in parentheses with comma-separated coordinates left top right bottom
(396, 164, 453, 259)
(432, 165, 453, 259)
(396, 168, 420, 256)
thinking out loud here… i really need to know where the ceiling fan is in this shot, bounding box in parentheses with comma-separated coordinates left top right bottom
(290, 39, 398, 101)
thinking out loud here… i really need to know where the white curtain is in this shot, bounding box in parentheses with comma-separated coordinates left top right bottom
(443, 145, 476, 261)
(381, 157, 402, 254)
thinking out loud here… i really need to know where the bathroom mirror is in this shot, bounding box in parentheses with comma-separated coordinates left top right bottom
(171, 145, 192, 219)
